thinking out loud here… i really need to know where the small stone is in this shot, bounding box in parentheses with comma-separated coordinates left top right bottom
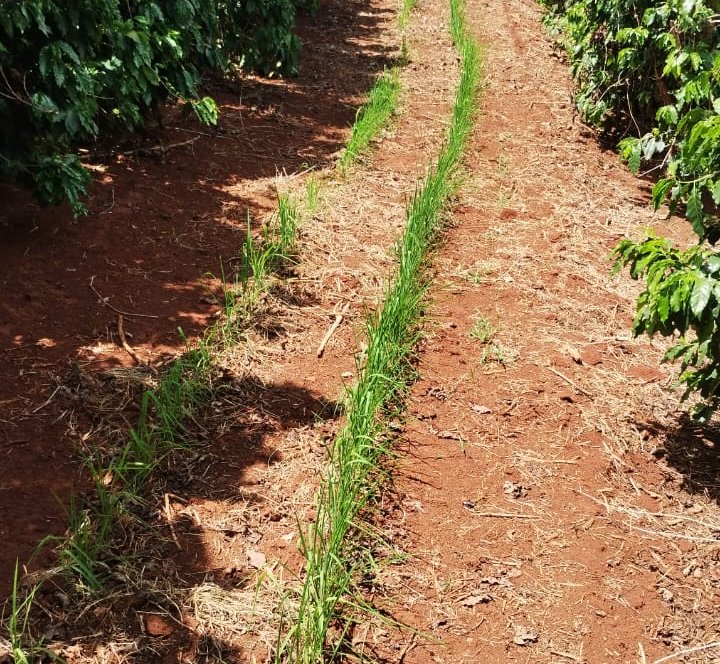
(247, 549, 267, 569)
(513, 625, 538, 646)
(503, 481, 528, 499)
(565, 346, 582, 363)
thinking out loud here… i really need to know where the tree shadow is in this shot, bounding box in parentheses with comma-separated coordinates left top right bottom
(642, 413, 720, 503)
(22, 371, 340, 662)
(0, 0, 394, 599)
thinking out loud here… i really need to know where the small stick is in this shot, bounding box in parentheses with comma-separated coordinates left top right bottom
(652, 641, 720, 663)
(630, 525, 720, 544)
(168, 126, 224, 139)
(117, 315, 151, 369)
(164, 493, 182, 550)
(550, 650, 582, 662)
(467, 511, 539, 519)
(31, 385, 62, 414)
(316, 302, 351, 358)
(89, 276, 159, 319)
(545, 365, 593, 397)
(119, 136, 201, 157)
(398, 633, 418, 664)
(639, 642, 647, 664)
(521, 456, 579, 465)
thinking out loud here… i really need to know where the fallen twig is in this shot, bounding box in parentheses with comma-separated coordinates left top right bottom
(466, 510, 539, 519)
(398, 633, 418, 664)
(117, 315, 155, 372)
(31, 385, 62, 414)
(92, 136, 202, 159)
(89, 276, 159, 319)
(652, 641, 720, 663)
(121, 136, 200, 156)
(630, 525, 720, 544)
(545, 365, 593, 397)
(317, 302, 351, 358)
(164, 493, 182, 550)
(550, 650, 582, 662)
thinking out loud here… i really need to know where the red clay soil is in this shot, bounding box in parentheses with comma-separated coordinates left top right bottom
(371, 0, 720, 663)
(0, 0, 397, 599)
(4, 0, 720, 660)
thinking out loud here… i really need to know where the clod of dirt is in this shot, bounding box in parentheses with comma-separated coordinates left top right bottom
(580, 347, 603, 366)
(512, 624, 538, 646)
(144, 614, 175, 637)
(471, 403, 492, 414)
(434, 429, 462, 440)
(481, 576, 513, 589)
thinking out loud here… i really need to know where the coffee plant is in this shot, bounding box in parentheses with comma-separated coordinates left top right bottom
(0, 0, 315, 214)
(543, 0, 720, 417)
(613, 235, 720, 420)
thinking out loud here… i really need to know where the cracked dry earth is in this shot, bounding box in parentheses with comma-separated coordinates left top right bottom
(369, 0, 720, 663)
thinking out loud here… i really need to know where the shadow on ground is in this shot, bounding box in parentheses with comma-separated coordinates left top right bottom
(0, 0, 395, 599)
(647, 413, 720, 503)
(26, 371, 339, 662)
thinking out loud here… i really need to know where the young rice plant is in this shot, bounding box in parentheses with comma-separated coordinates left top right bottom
(281, 0, 481, 660)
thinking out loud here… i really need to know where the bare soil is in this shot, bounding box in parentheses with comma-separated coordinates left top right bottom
(3, 0, 720, 661)
(367, 0, 720, 662)
(0, 0, 396, 597)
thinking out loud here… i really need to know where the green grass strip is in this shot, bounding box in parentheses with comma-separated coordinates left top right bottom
(283, 0, 481, 660)
(1, 193, 306, 657)
(2, 19, 412, 649)
(338, 67, 401, 172)
(54, 191, 307, 590)
(398, 0, 418, 30)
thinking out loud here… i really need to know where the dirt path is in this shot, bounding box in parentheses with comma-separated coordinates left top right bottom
(7, 0, 466, 659)
(4, 0, 720, 660)
(0, 0, 398, 598)
(369, 0, 720, 662)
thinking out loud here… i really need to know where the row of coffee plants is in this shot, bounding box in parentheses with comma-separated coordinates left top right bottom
(0, 0, 317, 214)
(543, 0, 720, 419)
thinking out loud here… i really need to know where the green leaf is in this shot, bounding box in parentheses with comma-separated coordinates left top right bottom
(656, 104, 679, 125)
(711, 180, 720, 206)
(687, 188, 705, 235)
(705, 255, 720, 274)
(690, 276, 713, 318)
(627, 143, 642, 173)
(652, 178, 674, 209)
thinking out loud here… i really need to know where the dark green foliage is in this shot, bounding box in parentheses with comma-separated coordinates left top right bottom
(613, 235, 720, 420)
(0, 0, 311, 213)
(545, 0, 720, 418)
(542, 0, 720, 242)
